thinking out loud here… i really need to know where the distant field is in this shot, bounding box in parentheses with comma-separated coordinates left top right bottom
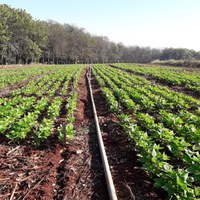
(112, 63, 200, 95)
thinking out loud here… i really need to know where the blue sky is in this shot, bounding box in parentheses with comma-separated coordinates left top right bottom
(1, 0, 200, 51)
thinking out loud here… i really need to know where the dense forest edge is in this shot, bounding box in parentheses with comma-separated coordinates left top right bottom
(1, 4, 200, 66)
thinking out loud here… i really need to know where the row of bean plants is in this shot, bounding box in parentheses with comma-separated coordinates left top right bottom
(0, 65, 63, 89)
(112, 63, 200, 94)
(0, 65, 82, 145)
(92, 64, 200, 199)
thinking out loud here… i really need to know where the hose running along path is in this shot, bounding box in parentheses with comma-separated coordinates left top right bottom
(86, 66, 118, 200)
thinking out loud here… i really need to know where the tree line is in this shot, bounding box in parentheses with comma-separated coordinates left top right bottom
(1, 4, 200, 65)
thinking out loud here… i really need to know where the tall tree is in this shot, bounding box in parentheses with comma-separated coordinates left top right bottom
(0, 4, 47, 64)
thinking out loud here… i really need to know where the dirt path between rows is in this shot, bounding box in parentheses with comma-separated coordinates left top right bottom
(61, 67, 108, 199)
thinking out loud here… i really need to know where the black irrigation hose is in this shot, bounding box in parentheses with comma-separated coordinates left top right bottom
(86, 66, 118, 200)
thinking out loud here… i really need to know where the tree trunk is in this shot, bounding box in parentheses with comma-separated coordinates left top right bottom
(42, 53, 45, 64)
(3, 56, 6, 65)
(48, 53, 50, 64)
(52, 55, 55, 64)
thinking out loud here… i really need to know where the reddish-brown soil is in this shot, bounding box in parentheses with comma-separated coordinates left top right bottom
(0, 139, 63, 200)
(60, 69, 108, 200)
(0, 67, 166, 200)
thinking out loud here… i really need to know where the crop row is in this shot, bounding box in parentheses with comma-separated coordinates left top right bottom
(0, 65, 65, 89)
(0, 65, 82, 145)
(11, 66, 76, 97)
(112, 63, 200, 94)
(92, 64, 200, 199)
(94, 65, 200, 146)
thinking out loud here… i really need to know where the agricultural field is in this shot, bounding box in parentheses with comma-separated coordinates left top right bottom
(93, 64, 200, 200)
(0, 65, 81, 144)
(0, 64, 200, 200)
(111, 63, 200, 96)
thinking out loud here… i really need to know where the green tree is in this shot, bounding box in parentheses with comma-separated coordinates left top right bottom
(0, 4, 47, 64)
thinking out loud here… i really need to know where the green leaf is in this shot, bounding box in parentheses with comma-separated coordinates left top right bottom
(194, 186, 199, 196)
